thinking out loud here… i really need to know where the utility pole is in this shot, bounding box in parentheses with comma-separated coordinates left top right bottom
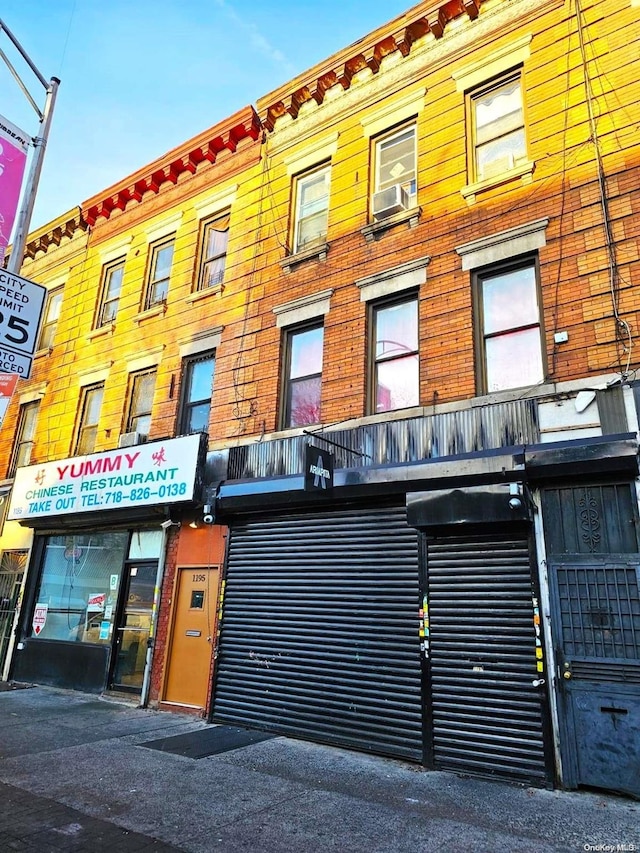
(0, 17, 60, 274)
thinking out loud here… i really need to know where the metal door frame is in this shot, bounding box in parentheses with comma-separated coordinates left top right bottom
(547, 553, 640, 792)
(108, 558, 158, 693)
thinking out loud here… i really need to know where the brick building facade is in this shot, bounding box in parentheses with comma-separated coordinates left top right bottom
(1, 0, 639, 795)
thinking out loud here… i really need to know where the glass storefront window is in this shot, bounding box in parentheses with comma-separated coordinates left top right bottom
(128, 530, 163, 560)
(33, 533, 128, 644)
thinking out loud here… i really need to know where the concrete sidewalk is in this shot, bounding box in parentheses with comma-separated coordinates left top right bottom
(0, 686, 637, 853)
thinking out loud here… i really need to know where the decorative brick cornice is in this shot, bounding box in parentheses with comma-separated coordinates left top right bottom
(82, 106, 262, 227)
(258, 0, 481, 131)
(24, 208, 89, 260)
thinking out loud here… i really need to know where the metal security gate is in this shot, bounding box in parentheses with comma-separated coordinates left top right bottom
(0, 551, 27, 679)
(212, 504, 423, 760)
(424, 533, 552, 785)
(549, 559, 640, 798)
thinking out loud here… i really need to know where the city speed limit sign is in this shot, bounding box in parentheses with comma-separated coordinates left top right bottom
(0, 269, 46, 378)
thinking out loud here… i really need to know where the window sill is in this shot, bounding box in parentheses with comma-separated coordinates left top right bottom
(360, 207, 421, 243)
(461, 161, 535, 205)
(87, 322, 115, 341)
(185, 283, 224, 304)
(279, 241, 329, 273)
(34, 347, 53, 359)
(133, 302, 167, 325)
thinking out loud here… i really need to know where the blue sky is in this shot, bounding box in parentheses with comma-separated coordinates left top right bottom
(1, 0, 413, 233)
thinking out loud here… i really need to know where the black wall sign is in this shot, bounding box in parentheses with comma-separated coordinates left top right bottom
(304, 444, 333, 492)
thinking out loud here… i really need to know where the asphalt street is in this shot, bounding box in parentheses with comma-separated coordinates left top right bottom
(0, 684, 637, 852)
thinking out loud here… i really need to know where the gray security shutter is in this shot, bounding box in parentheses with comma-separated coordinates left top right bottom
(425, 533, 551, 785)
(212, 504, 422, 761)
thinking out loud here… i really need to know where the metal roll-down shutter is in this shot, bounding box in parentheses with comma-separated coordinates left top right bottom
(213, 504, 422, 761)
(426, 533, 550, 785)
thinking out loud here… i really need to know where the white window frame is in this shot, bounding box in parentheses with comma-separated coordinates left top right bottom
(38, 288, 63, 350)
(292, 164, 331, 254)
(373, 123, 417, 209)
(97, 259, 125, 327)
(145, 237, 175, 308)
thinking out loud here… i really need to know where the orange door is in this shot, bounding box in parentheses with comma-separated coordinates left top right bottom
(163, 566, 220, 709)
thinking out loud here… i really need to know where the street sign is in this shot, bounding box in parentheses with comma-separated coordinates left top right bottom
(0, 269, 46, 379)
(304, 444, 334, 492)
(32, 603, 48, 636)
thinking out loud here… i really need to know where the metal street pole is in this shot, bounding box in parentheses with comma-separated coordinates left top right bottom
(0, 17, 60, 275)
(6, 76, 59, 274)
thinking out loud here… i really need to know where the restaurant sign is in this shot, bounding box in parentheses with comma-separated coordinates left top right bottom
(8, 433, 202, 520)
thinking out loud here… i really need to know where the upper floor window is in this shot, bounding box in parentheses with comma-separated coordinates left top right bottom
(474, 256, 544, 394)
(371, 295, 419, 413)
(197, 213, 229, 291)
(75, 383, 104, 455)
(470, 71, 526, 182)
(9, 401, 39, 477)
(38, 288, 63, 350)
(145, 238, 174, 308)
(97, 259, 125, 327)
(372, 124, 417, 220)
(125, 369, 156, 438)
(179, 352, 215, 434)
(282, 324, 324, 429)
(292, 165, 330, 253)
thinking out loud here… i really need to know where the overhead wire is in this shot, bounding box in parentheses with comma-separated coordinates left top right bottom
(574, 0, 632, 378)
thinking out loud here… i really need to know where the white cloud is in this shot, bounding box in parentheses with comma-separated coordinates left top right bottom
(212, 0, 295, 75)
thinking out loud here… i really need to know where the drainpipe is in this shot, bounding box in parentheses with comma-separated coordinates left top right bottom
(139, 522, 176, 708)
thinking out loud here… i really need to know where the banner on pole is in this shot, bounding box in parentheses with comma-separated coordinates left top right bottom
(0, 114, 29, 263)
(0, 373, 19, 430)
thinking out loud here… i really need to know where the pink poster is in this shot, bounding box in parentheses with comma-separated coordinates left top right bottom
(0, 115, 29, 262)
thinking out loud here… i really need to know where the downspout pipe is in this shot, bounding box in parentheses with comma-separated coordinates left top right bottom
(139, 522, 175, 708)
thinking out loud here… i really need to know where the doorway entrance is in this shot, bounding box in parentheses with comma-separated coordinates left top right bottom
(541, 481, 640, 797)
(549, 558, 640, 797)
(163, 566, 220, 709)
(0, 551, 27, 679)
(110, 561, 157, 692)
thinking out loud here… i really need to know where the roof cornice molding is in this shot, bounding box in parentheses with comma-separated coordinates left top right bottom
(24, 208, 88, 261)
(82, 106, 262, 227)
(258, 0, 481, 131)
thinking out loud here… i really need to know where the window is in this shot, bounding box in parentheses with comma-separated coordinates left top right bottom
(475, 257, 544, 393)
(97, 259, 125, 326)
(197, 213, 229, 291)
(470, 72, 526, 182)
(179, 353, 215, 434)
(38, 288, 63, 349)
(373, 124, 417, 216)
(145, 238, 174, 308)
(371, 296, 419, 413)
(125, 369, 156, 437)
(282, 325, 324, 428)
(30, 533, 128, 644)
(9, 401, 39, 476)
(75, 383, 104, 455)
(292, 165, 330, 253)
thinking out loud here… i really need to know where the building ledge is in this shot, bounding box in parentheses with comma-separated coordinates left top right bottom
(360, 207, 421, 243)
(87, 322, 115, 341)
(185, 284, 224, 304)
(279, 241, 329, 273)
(461, 161, 535, 205)
(133, 302, 167, 324)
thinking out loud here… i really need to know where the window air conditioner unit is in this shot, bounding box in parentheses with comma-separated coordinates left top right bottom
(372, 184, 410, 221)
(117, 431, 147, 448)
